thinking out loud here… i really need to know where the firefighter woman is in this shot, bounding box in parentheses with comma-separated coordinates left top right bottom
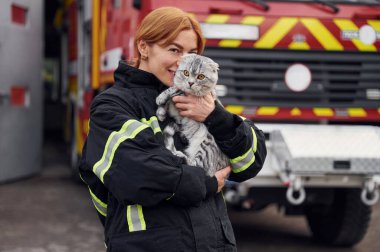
(79, 6, 267, 252)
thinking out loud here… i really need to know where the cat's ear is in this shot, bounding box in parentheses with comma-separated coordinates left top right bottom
(209, 61, 219, 72)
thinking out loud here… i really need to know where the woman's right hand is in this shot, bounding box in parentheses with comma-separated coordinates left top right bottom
(215, 166, 232, 193)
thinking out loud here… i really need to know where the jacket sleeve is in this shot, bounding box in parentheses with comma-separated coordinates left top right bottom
(204, 102, 267, 182)
(84, 93, 217, 207)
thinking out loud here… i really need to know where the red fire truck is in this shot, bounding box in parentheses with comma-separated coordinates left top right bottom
(58, 0, 380, 246)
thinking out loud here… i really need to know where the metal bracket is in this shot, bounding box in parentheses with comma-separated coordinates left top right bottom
(286, 175, 306, 205)
(361, 178, 379, 206)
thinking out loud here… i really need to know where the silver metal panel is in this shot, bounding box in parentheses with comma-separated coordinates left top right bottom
(0, 0, 44, 182)
(271, 125, 380, 175)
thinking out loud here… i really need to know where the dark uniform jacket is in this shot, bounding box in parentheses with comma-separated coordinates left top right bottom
(79, 61, 267, 252)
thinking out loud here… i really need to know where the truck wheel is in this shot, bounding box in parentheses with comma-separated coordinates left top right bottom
(305, 189, 371, 247)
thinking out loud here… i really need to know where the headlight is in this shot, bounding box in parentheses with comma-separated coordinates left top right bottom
(285, 64, 312, 92)
(200, 23, 259, 40)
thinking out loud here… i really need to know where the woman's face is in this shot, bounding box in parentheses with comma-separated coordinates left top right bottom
(138, 29, 198, 86)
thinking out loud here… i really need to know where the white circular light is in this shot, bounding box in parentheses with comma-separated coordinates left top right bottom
(359, 25, 376, 45)
(285, 63, 312, 92)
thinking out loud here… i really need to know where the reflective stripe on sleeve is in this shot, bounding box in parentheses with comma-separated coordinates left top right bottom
(88, 187, 107, 217)
(140, 116, 162, 134)
(127, 205, 146, 232)
(93, 120, 149, 183)
(230, 128, 258, 173)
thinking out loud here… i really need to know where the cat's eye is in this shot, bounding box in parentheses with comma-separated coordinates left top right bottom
(183, 70, 189, 77)
(197, 74, 205, 80)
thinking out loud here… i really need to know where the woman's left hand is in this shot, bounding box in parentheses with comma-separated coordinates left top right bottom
(172, 93, 215, 122)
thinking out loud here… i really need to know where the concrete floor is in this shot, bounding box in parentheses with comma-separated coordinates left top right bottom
(1, 138, 379, 252)
(0, 139, 105, 252)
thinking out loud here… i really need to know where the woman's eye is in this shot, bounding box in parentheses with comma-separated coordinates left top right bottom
(197, 74, 205, 80)
(183, 70, 189, 77)
(169, 48, 180, 54)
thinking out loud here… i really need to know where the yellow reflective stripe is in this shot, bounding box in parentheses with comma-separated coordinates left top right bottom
(88, 187, 107, 217)
(334, 19, 376, 51)
(288, 41, 310, 50)
(368, 20, 380, 31)
(241, 16, 264, 25)
(205, 14, 230, 23)
(137, 205, 146, 230)
(141, 116, 161, 134)
(93, 120, 149, 183)
(313, 108, 334, 117)
(347, 108, 366, 117)
(127, 205, 146, 232)
(301, 18, 343, 51)
(219, 40, 241, 47)
(257, 107, 279, 116)
(230, 128, 257, 173)
(127, 205, 134, 232)
(255, 17, 298, 49)
(225, 105, 244, 114)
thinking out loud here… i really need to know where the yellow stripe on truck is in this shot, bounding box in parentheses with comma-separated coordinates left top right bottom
(301, 18, 344, 51)
(368, 20, 380, 31)
(205, 14, 230, 23)
(347, 108, 367, 117)
(334, 19, 377, 52)
(255, 17, 298, 49)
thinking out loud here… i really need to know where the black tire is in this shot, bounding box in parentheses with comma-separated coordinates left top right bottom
(305, 189, 371, 247)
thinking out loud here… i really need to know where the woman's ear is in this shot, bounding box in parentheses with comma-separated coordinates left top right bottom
(137, 40, 148, 59)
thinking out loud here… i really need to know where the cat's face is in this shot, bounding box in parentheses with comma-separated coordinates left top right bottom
(174, 54, 219, 96)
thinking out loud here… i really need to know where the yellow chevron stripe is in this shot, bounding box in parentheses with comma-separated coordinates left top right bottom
(225, 105, 244, 114)
(313, 108, 334, 117)
(288, 41, 310, 50)
(241, 16, 265, 25)
(257, 107, 279, 116)
(254, 17, 298, 49)
(219, 39, 241, 47)
(347, 108, 367, 117)
(205, 14, 230, 23)
(368, 20, 380, 31)
(378, 108, 380, 114)
(301, 18, 343, 51)
(334, 19, 376, 51)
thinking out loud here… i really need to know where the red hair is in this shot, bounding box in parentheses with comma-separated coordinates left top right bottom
(133, 7, 205, 67)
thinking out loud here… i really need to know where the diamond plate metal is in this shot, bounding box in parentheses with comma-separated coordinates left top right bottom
(271, 125, 380, 175)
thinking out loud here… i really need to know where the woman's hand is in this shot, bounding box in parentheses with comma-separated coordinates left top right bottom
(172, 93, 215, 122)
(214, 166, 232, 193)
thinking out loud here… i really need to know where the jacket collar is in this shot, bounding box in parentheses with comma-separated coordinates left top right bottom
(114, 60, 166, 92)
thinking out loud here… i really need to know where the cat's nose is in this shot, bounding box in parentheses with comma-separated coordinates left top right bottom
(188, 82, 194, 87)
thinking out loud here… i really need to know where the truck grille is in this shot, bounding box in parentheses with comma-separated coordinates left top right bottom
(204, 48, 380, 108)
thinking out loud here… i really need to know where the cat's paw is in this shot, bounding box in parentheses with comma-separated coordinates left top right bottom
(156, 107, 167, 121)
(156, 95, 167, 105)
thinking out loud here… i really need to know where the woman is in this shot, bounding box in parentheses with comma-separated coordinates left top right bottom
(79, 6, 266, 252)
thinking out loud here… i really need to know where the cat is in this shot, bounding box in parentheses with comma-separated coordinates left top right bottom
(156, 54, 229, 176)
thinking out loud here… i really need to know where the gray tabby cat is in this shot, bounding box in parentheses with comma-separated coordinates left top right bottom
(156, 54, 229, 176)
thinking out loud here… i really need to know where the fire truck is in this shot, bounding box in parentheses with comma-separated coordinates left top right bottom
(58, 0, 380, 246)
(0, 0, 43, 182)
